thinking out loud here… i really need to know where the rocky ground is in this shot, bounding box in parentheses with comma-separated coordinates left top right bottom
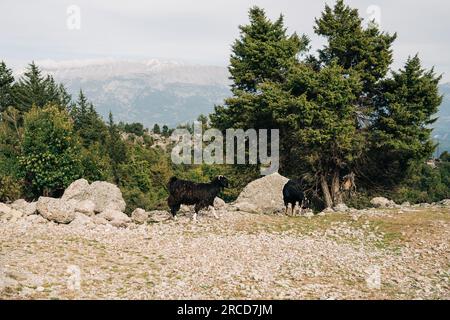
(1, 205, 449, 300)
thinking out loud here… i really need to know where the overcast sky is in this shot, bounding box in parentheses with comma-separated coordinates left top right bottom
(1, 0, 449, 82)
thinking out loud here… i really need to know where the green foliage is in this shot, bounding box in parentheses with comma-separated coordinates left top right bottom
(0, 175, 23, 202)
(345, 192, 372, 210)
(391, 162, 450, 204)
(71, 90, 108, 147)
(80, 143, 113, 182)
(366, 55, 443, 188)
(0, 107, 24, 201)
(107, 112, 128, 183)
(211, 2, 444, 207)
(229, 6, 309, 92)
(161, 125, 170, 137)
(440, 151, 450, 162)
(0, 61, 15, 112)
(152, 123, 161, 134)
(117, 144, 173, 213)
(143, 134, 154, 146)
(124, 122, 144, 136)
(13, 62, 71, 112)
(19, 105, 82, 197)
(314, 0, 396, 92)
(212, 6, 308, 130)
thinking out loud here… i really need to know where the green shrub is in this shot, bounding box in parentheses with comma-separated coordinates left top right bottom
(19, 105, 83, 197)
(0, 176, 23, 202)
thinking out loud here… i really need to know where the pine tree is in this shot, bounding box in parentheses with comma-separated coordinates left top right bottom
(152, 123, 161, 134)
(162, 125, 169, 137)
(13, 62, 72, 112)
(0, 61, 15, 113)
(229, 6, 308, 92)
(211, 6, 309, 130)
(107, 112, 127, 183)
(314, 0, 396, 94)
(367, 55, 443, 187)
(210, 2, 442, 208)
(71, 90, 108, 147)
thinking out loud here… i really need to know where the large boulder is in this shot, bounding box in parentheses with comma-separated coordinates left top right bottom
(131, 208, 149, 224)
(69, 212, 93, 227)
(440, 199, 450, 207)
(234, 202, 259, 213)
(61, 179, 90, 201)
(75, 200, 96, 216)
(370, 197, 396, 208)
(234, 173, 289, 214)
(36, 197, 76, 224)
(62, 179, 126, 213)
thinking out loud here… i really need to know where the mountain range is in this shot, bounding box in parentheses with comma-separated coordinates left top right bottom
(30, 59, 231, 128)
(17, 59, 450, 152)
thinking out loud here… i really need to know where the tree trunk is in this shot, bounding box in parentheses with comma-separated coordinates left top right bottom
(320, 174, 333, 208)
(331, 168, 343, 204)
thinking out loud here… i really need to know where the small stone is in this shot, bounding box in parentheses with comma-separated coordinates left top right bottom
(131, 208, 149, 224)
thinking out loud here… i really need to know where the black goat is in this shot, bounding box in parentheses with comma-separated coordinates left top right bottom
(282, 179, 309, 215)
(167, 175, 229, 221)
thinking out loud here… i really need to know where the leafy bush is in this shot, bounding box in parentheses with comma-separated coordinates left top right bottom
(0, 176, 23, 202)
(19, 105, 83, 197)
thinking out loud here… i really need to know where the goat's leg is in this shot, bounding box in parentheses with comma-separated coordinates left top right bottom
(170, 204, 180, 220)
(209, 205, 219, 219)
(286, 203, 292, 216)
(292, 202, 296, 216)
(193, 204, 201, 222)
(285, 205, 289, 215)
(300, 200, 304, 215)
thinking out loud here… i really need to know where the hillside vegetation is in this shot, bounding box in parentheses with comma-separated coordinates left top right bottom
(1, 0, 449, 211)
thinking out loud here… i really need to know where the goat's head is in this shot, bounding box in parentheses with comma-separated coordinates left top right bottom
(213, 175, 229, 188)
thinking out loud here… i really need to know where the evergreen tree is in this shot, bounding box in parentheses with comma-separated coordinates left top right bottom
(210, 1, 442, 208)
(71, 90, 108, 147)
(211, 6, 309, 130)
(0, 61, 15, 113)
(153, 123, 161, 134)
(107, 112, 127, 184)
(124, 122, 144, 136)
(314, 0, 396, 94)
(229, 6, 308, 92)
(367, 55, 443, 187)
(13, 62, 71, 112)
(0, 107, 23, 201)
(162, 125, 169, 137)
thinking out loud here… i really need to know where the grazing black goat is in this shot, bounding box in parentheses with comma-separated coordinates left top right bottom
(283, 179, 309, 215)
(167, 175, 229, 221)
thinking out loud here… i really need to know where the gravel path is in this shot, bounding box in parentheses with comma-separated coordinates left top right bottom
(1, 207, 449, 299)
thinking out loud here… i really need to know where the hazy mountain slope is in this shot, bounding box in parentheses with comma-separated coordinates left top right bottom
(34, 59, 231, 127)
(434, 83, 450, 154)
